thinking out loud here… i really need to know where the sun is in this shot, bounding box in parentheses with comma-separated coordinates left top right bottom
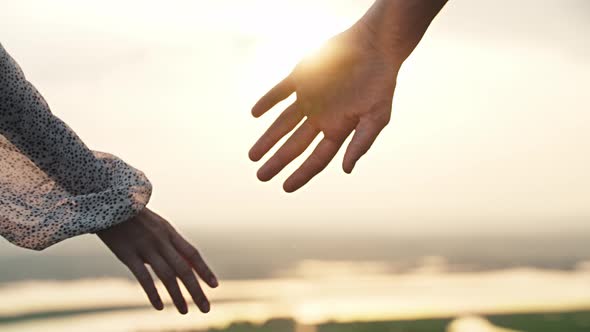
(243, 5, 351, 101)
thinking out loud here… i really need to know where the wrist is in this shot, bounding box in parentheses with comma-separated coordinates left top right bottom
(357, 0, 448, 65)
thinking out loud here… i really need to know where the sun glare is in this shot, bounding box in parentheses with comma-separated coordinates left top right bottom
(240, 0, 356, 91)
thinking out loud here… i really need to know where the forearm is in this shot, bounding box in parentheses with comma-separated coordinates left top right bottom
(0, 44, 110, 194)
(0, 43, 152, 250)
(358, 0, 448, 64)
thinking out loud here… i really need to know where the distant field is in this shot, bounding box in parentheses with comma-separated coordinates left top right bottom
(186, 310, 590, 332)
(487, 310, 590, 332)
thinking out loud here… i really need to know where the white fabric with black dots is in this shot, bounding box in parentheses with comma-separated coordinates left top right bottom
(0, 44, 152, 250)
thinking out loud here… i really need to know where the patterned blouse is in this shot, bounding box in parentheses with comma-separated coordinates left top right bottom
(0, 44, 152, 251)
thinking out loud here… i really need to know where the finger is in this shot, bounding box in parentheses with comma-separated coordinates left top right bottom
(124, 256, 163, 311)
(171, 232, 218, 289)
(146, 252, 188, 314)
(283, 137, 346, 193)
(257, 120, 320, 182)
(249, 103, 303, 161)
(160, 242, 211, 313)
(252, 75, 295, 118)
(145, 210, 219, 289)
(342, 118, 387, 174)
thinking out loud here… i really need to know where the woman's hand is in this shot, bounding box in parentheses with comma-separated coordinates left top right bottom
(249, 23, 400, 192)
(97, 208, 218, 314)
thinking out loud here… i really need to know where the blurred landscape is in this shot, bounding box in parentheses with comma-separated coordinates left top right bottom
(3, 228, 590, 282)
(2, 228, 590, 331)
(150, 311, 590, 332)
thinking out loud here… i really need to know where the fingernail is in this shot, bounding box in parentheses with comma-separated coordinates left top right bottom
(211, 277, 219, 288)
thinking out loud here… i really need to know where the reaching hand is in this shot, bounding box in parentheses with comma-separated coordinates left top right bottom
(97, 208, 218, 314)
(249, 24, 400, 192)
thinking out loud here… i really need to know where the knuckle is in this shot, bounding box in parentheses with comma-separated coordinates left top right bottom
(125, 259, 142, 270)
(197, 261, 210, 274)
(155, 235, 172, 249)
(159, 271, 176, 283)
(136, 235, 155, 248)
(134, 229, 158, 246)
(277, 110, 292, 123)
(117, 253, 134, 266)
(187, 249, 202, 262)
(375, 112, 391, 127)
(144, 216, 167, 233)
(275, 152, 288, 166)
(368, 103, 392, 127)
(294, 104, 304, 118)
(178, 267, 194, 280)
(171, 254, 188, 266)
(355, 148, 368, 159)
(307, 153, 325, 172)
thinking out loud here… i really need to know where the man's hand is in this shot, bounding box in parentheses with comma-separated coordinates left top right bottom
(249, 24, 399, 192)
(97, 208, 218, 314)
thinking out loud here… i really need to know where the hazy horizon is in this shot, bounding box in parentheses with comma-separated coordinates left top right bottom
(2, 229, 590, 283)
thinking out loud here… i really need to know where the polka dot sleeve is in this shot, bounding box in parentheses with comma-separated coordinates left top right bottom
(0, 44, 152, 251)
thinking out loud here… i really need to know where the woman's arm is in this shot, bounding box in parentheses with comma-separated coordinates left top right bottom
(0, 43, 217, 313)
(0, 43, 151, 249)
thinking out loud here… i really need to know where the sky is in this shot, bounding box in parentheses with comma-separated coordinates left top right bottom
(0, 0, 589, 236)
